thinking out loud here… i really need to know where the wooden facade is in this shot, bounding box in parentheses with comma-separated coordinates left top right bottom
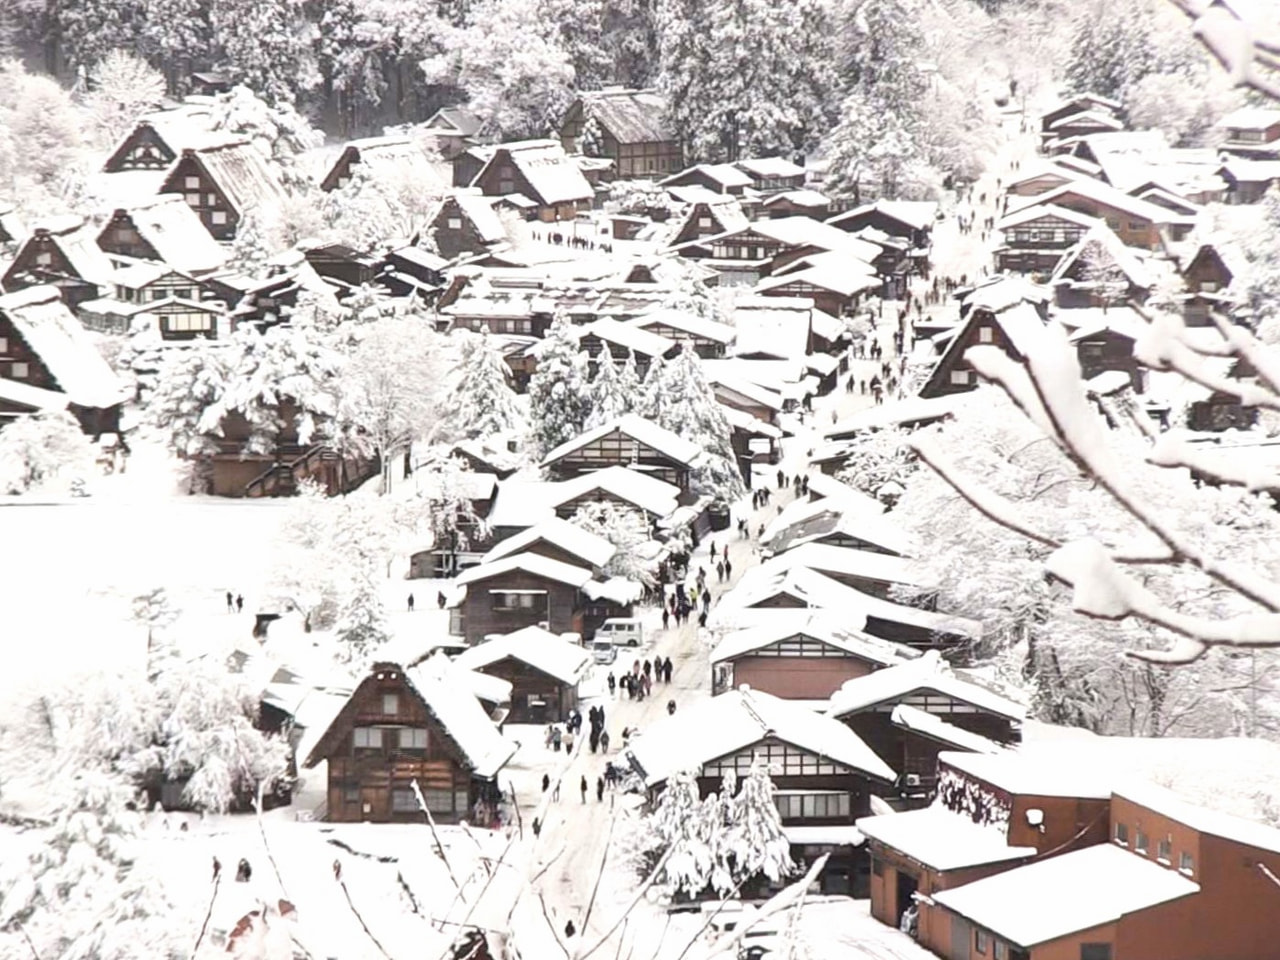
(996, 211, 1092, 275)
(458, 568, 584, 645)
(305, 663, 499, 824)
(159, 150, 238, 240)
(471, 144, 594, 223)
(920, 309, 1019, 399)
(714, 636, 883, 699)
(469, 657, 579, 723)
(102, 121, 178, 172)
(559, 92, 682, 180)
(2, 227, 108, 310)
(542, 425, 693, 491)
(431, 196, 502, 259)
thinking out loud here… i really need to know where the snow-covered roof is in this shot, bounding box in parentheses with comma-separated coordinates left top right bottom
(0, 376, 69, 412)
(661, 163, 754, 190)
(855, 806, 1037, 871)
(718, 403, 783, 438)
(996, 203, 1102, 232)
(540, 413, 701, 469)
(757, 542, 927, 591)
(110, 194, 228, 274)
(710, 612, 922, 666)
(403, 656, 519, 778)
(454, 552, 594, 590)
(939, 750, 1109, 799)
(33, 218, 117, 285)
(761, 188, 830, 209)
(452, 191, 509, 244)
(802, 473, 887, 514)
(706, 368, 786, 411)
(1047, 108, 1125, 132)
(824, 392, 970, 439)
(485, 479, 559, 528)
(736, 156, 806, 179)
(482, 516, 616, 569)
(628, 686, 897, 786)
(548, 464, 682, 518)
(453, 625, 590, 685)
(755, 264, 880, 299)
(729, 299, 813, 361)
(0, 286, 128, 408)
(630, 308, 736, 344)
(828, 199, 938, 232)
(182, 140, 288, 219)
(578, 88, 672, 144)
(932, 843, 1199, 947)
(576, 316, 676, 358)
(890, 705, 1005, 754)
(1219, 105, 1280, 131)
(1114, 781, 1280, 855)
(483, 140, 594, 206)
(748, 216, 872, 253)
(1005, 178, 1189, 225)
(580, 576, 645, 604)
(425, 106, 484, 136)
(1050, 223, 1155, 289)
(762, 498, 913, 558)
(828, 655, 1025, 722)
(336, 136, 451, 192)
(1218, 156, 1280, 182)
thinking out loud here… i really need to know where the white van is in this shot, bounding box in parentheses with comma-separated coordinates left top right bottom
(595, 617, 644, 647)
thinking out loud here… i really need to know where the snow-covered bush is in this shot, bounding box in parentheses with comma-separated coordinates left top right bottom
(0, 410, 95, 494)
(570, 499, 656, 586)
(834, 427, 918, 506)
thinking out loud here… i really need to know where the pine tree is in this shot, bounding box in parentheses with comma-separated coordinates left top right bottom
(585, 354, 630, 429)
(651, 345, 744, 500)
(333, 575, 392, 668)
(527, 314, 593, 459)
(447, 328, 526, 439)
(209, 0, 319, 105)
(638, 353, 668, 423)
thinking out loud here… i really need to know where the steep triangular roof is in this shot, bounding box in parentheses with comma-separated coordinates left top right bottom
(101, 195, 228, 274)
(540, 414, 702, 469)
(453, 625, 591, 685)
(481, 516, 617, 569)
(576, 88, 672, 144)
(826, 653, 1025, 721)
(167, 140, 288, 219)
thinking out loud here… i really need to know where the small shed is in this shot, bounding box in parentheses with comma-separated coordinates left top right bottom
(452, 625, 590, 723)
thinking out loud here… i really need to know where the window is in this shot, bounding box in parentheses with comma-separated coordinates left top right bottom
(447, 217, 463, 229)
(419, 788, 459, 813)
(1106, 218, 1120, 230)
(10, 362, 28, 379)
(773, 792, 851, 820)
(342, 784, 360, 803)
(994, 944, 1007, 960)
(398, 727, 428, 751)
(392, 788, 418, 812)
(211, 210, 228, 225)
(493, 592, 539, 610)
(1128, 221, 1144, 231)
(0, 337, 6, 353)
(382, 693, 400, 715)
(949, 369, 969, 385)
(1135, 830, 1148, 854)
(1179, 851, 1194, 874)
(1114, 823, 1128, 846)
(184, 176, 200, 189)
(1157, 837, 1172, 862)
(35, 252, 52, 266)
(1080, 945, 1112, 960)
(352, 727, 382, 750)
(871, 858, 884, 877)
(698, 217, 712, 228)
(185, 193, 201, 207)
(978, 327, 994, 343)
(174, 288, 193, 300)
(975, 930, 989, 954)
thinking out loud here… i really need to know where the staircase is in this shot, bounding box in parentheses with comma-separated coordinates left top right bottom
(244, 445, 381, 498)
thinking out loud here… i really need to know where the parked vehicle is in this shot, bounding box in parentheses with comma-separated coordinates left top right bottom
(595, 617, 644, 647)
(592, 640, 618, 664)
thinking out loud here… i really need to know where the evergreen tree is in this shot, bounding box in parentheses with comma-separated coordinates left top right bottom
(209, 0, 320, 105)
(585, 353, 631, 428)
(527, 315, 593, 459)
(447, 327, 527, 439)
(656, 0, 835, 161)
(333, 575, 392, 667)
(638, 352, 668, 423)
(652, 345, 744, 500)
(1063, 0, 1158, 101)
(601, 0, 660, 88)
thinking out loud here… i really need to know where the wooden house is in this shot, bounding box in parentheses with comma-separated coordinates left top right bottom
(761, 497, 912, 558)
(158, 141, 288, 240)
(540, 414, 701, 491)
(431, 193, 509, 260)
(2, 217, 116, 310)
(300, 243, 383, 290)
(545, 464, 683, 519)
(734, 157, 806, 194)
(0, 285, 127, 436)
(1003, 180, 1190, 250)
(573, 317, 679, 377)
(827, 200, 937, 250)
(753, 542, 927, 601)
(858, 751, 1112, 947)
(452, 553, 592, 644)
(101, 101, 220, 173)
(560, 89, 681, 180)
(96, 195, 229, 276)
(405, 468, 499, 579)
(77, 262, 226, 337)
(628, 308, 735, 359)
(420, 107, 483, 159)
(1069, 318, 1144, 390)
(1218, 105, 1280, 159)
(1048, 225, 1154, 308)
(381, 245, 448, 302)
(628, 686, 898, 896)
(709, 613, 920, 700)
(919, 300, 1049, 399)
(452, 625, 589, 723)
(659, 164, 754, 197)
(303, 660, 516, 824)
(755, 251, 882, 317)
(480, 516, 615, 575)
(1039, 93, 1123, 137)
(667, 195, 750, 247)
(1043, 108, 1125, 148)
(470, 140, 594, 222)
(762, 189, 831, 220)
(1217, 158, 1280, 204)
(994, 203, 1100, 275)
(319, 135, 450, 194)
(1004, 162, 1087, 199)
(827, 654, 1024, 795)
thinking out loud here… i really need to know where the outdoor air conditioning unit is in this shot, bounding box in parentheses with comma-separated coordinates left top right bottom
(904, 774, 922, 788)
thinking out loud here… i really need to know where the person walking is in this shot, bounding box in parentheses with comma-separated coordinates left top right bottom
(724, 558, 733, 580)
(564, 729, 575, 753)
(542, 773, 550, 793)
(235, 594, 244, 613)
(553, 726, 562, 752)
(662, 607, 670, 630)
(552, 779, 561, 801)
(225, 591, 234, 613)
(407, 593, 415, 612)
(580, 775, 588, 803)
(607, 672, 616, 696)
(643, 658, 652, 679)
(532, 817, 542, 838)
(596, 776, 605, 802)
(437, 591, 446, 609)
(664, 656, 673, 683)
(600, 730, 610, 753)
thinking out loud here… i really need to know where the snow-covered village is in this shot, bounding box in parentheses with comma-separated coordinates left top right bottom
(2, 0, 1280, 957)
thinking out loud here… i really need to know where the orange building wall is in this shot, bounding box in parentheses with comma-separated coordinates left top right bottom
(732, 656, 875, 700)
(1008, 795, 1111, 855)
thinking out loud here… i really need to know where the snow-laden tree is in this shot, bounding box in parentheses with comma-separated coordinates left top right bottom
(570, 499, 655, 586)
(209, 0, 320, 106)
(223, 211, 278, 277)
(206, 85, 322, 189)
(0, 62, 88, 194)
(317, 0, 395, 135)
(600, 0, 659, 88)
(139, 0, 212, 91)
(1231, 187, 1280, 331)
(1125, 67, 1241, 147)
(823, 87, 933, 202)
(639, 761, 794, 897)
(50, 0, 146, 73)
(1063, 0, 1202, 102)
(146, 338, 234, 460)
(84, 50, 167, 147)
(332, 314, 448, 491)
(649, 344, 744, 501)
(526, 314, 593, 459)
(332, 573, 393, 667)
(584, 352, 637, 429)
(420, 0, 576, 141)
(446, 327, 526, 440)
(541, 0, 611, 90)
(656, 0, 836, 161)
(833, 426, 918, 506)
(1078, 238, 1130, 308)
(0, 410, 94, 494)
(399, 449, 490, 574)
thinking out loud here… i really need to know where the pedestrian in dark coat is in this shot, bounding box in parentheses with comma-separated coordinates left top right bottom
(580, 776, 588, 803)
(226, 591, 234, 613)
(565, 921, 576, 938)
(542, 773, 550, 793)
(664, 657, 673, 683)
(407, 593, 415, 612)
(532, 817, 542, 837)
(643, 658, 652, 679)
(437, 591, 446, 608)
(607, 672, 616, 695)
(662, 607, 670, 630)
(698, 609, 708, 628)
(235, 594, 244, 613)
(596, 776, 605, 802)
(589, 730, 599, 753)
(724, 559, 733, 579)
